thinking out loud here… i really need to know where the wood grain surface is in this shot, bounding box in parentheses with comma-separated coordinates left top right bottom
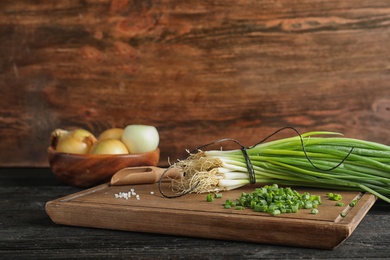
(0, 1, 389, 167)
(2, 168, 390, 258)
(45, 182, 376, 249)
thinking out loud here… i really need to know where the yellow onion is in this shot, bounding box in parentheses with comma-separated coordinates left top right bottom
(50, 129, 69, 149)
(51, 128, 97, 154)
(98, 128, 124, 140)
(89, 139, 129, 155)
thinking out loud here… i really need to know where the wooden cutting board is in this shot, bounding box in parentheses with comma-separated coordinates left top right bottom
(45, 183, 376, 249)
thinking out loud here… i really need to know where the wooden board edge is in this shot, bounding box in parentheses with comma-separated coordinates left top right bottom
(45, 199, 352, 250)
(338, 193, 377, 233)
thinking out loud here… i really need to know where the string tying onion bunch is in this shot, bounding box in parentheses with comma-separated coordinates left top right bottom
(160, 127, 390, 204)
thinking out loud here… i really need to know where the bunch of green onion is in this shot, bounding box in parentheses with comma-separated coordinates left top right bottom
(166, 130, 390, 203)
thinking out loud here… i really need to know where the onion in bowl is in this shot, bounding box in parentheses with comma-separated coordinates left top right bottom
(121, 125, 159, 154)
(89, 139, 129, 155)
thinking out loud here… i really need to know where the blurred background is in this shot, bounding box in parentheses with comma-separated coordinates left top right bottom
(0, 0, 389, 167)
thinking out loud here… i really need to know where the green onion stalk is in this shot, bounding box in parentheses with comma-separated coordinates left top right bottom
(168, 131, 390, 203)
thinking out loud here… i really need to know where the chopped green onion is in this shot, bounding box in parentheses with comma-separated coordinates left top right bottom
(206, 194, 213, 202)
(349, 199, 358, 207)
(271, 209, 281, 216)
(214, 193, 223, 199)
(327, 193, 342, 201)
(291, 204, 299, 213)
(311, 208, 319, 214)
(335, 202, 344, 207)
(340, 212, 347, 217)
(224, 184, 321, 216)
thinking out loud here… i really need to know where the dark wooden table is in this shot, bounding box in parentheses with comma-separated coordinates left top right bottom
(1, 167, 390, 259)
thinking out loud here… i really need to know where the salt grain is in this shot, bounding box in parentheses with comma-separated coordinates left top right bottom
(114, 188, 141, 200)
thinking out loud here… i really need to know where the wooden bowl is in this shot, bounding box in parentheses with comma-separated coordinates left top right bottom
(48, 146, 160, 188)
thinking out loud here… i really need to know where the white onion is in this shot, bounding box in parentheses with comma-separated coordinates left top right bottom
(121, 125, 159, 153)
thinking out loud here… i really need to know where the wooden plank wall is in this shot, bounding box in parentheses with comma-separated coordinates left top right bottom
(0, 0, 389, 167)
